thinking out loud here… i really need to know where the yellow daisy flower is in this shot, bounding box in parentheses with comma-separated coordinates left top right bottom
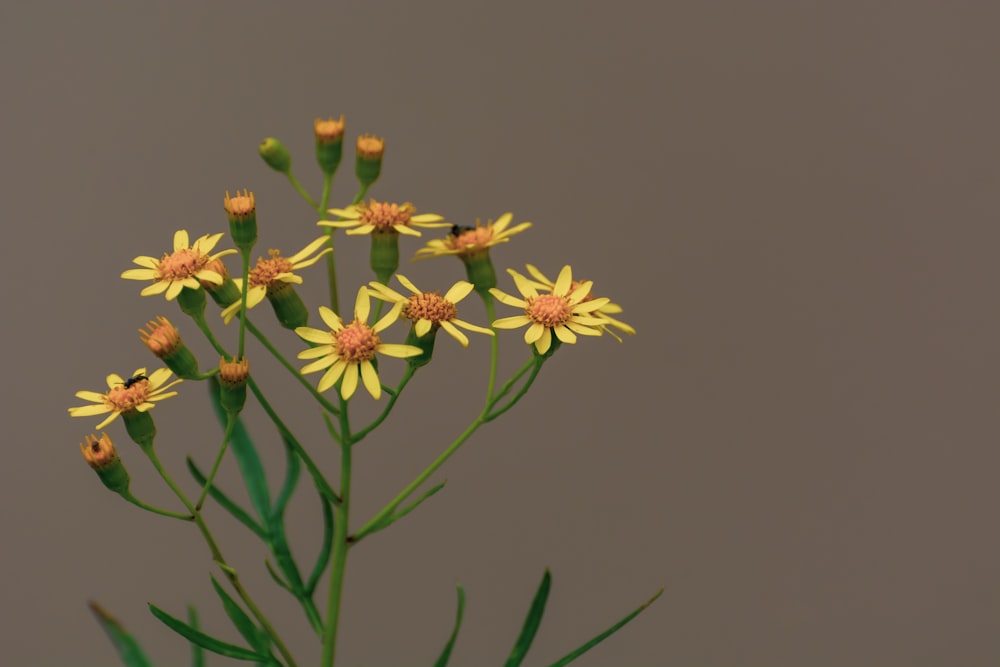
(320, 200, 450, 237)
(412, 213, 532, 260)
(68, 367, 182, 430)
(295, 287, 422, 400)
(220, 236, 332, 324)
(367, 275, 495, 348)
(121, 230, 237, 301)
(520, 264, 636, 341)
(489, 265, 609, 355)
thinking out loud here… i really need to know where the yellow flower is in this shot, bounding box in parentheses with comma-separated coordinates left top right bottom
(412, 213, 532, 260)
(68, 368, 182, 430)
(367, 275, 495, 347)
(321, 200, 450, 237)
(489, 265, 609, 355)
(121, 230, 237, 301)
(295, 287, 422, 400)
(520, 264, 636, 341)
(220, 237, 332, 324)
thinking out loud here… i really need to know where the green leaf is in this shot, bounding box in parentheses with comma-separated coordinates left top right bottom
(354, 481, 446, 542)
(210, 576, 271, 655)
(149, 603, 268, 662)
(504, 569, 552, 667)
(544, 588, 663, 667)
(272, 433, 302, 518)
(89, 601, 154, 667)
(267, 437, 306, 592)
(186, 456, 267, 539)
(306, 495, 335, 595)
(432, 583, 466, 667)
(264, 558, 295, 594)
(187, 606, 205, 667)
(208, 377, 270, 521)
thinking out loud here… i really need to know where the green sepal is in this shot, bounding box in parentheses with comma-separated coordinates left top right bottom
(404, 322, 437, 369)
(369, 230, 400, 284)
(162, 345, 201, 380)
(432, 583, 466, 667)
(95, 461, 131, 495)
(208, 377, 271, 522)
(122, 410, 156, 450)
(504, 569, 552, 667)
(187, 605, 205, 667)
(355, 153, 381, 188)
(544, 588, 663, 667)
(258, 138, 291, 174)
(316, 139, 343, 176)
(229, 216, 258, 255)
(210, 576, 273, 656)
(176, 286, 207, 317)
(266, 282, 309, 330)
(461, 251, 498, 295)
(89, 601, 154, 667)
(186, 456, 267, 539)
(149, 604, 268, 662)
(208, 278, 242, 309)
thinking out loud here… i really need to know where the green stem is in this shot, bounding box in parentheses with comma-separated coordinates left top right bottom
(142, 444, 298, 667)
(245, 318, 341, 417)
(350, 366, 415, 445)
(237, 250, 251, 360)
(481, 292, 499, 405)
(484, 359, 543, 422)
(321, 400, 352, 667)
(195, 413, 236, 510)
(120, 491, 193, 521)
(318, 172, 342, 315)
(287, 170, 318, 210)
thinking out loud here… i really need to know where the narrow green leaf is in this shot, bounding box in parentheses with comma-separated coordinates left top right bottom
(208, 377, 270, 521)
(210, 576, 271, 655)
(149, 603, 267, 662)
(306, 494, 335, 595)
(354, 481, 446, 542)
(272, 433, 302, 518)
(89, 601, 154, 667)
(504, 569, 552, 667)
(187, 456, 267, 539)
(544, 588, 663, 667)
(267, 436, 306, 592)
(432, 583, 466, 667)
(187, 605, 205, 667)
(264, 558, 295, 593)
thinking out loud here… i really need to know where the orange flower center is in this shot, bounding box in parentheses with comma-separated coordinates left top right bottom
(526, 294, 572, 327)
(105, 379, 151, 412)
(248, 250, 294, 288)
(404, 292, 456, 323)
(224, 190, 256, 218)
(335, 320, 381, 362)
(157, 248, 209, 281)
(140, 317, 181, 356)
(448, 225, 494, 250)
(360, 201, 413, 231)
(315, 116, 345, 142)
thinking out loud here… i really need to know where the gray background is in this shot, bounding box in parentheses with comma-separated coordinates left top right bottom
(2, 1, 998, 665)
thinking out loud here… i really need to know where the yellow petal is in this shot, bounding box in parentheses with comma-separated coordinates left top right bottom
(132, 256, 160, 269)
(443, 280, 474, 304)
(491, 212, 513, 233)
(354, 287, 370, 323)
(148, 368, 173, 387)
(296, 327, 335, 345)
(287, 236, 330, 264)
(298, 344, 334, 359)
(122, 268, 158, 280)
(301, 355, 337, 375)
(367, 282, 406, 302)
(493, 315, 531, 329)
(291, 247, 332, 270)
(451, 319, 495, 335)
(534, 328, 552, 355)
(565, 321, 603, 336)
(488, 289, 527, 308)
(345, 224, 376, 235)
(553, 266, 573, 296)
(553, 325, 577, 344)
(510, 270, 539, 300)
(140, 281, 170, 296)
(340, 363, 359, 400)
(373, 301, 404, 333)
(319, 306, 344, 332)
(439, 320, 469, 347)
(377, 343, 423, 358)
(318, 219, 360, 228)
(173, 229, 190, 251)
(197, 269, 223, 285)
(393, 224, 422, 236)
(318, 361, 347, 392)
(106, 373, 125, 388)
(567, 280, 594, 304)
(415, 318, 432, 337)
(194, 232, 225, 254)
(360, 361, 381, 400)
(524, 322, 545, 344)
(69, 404, 113, 417)
(410, 213, 445, 223)
(74, 390, 107, 402)
(524, 264, 552, 286)
(165, 281, 185, 301)
(95, 412, 122, 429)
(325, 206, 361, 219)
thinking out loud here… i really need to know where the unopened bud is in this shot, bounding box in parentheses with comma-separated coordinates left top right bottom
(200, 258, 242, 308)
(139, 317, 199, 379)
(224, 189, 258, 253)
(218, 357, 249, 415)
(315, 116, 345, 175)
(259, 137, 292, 174)
(355, 134, 384, 189)
(266, 281, 309, 330)
(80, 433, 130, 494)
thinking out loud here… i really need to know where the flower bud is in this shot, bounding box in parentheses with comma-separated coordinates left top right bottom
(315, 115, 345, 175)
(259, 137, 292, 174)
(200, 258, 242, 308)
(266, 281, 309, 330)
(355, 133, 384, 189)
(460, 250, 498, 295)
(218, 357, 249, 415)
(224, 189, 258, 253)
(122, 410, 156, 450)
(176, 285, 207, 317)
(403, 323, 436, 369)
(81, 433, 131, 494)
(370, 231, 400, 284)
(139, 317, 200, 380)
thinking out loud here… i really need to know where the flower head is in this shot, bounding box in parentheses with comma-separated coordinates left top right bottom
(122, 230, 238, 301)
(368, 275, 494, 347)
(315, 116, 346, 144)
(321, 200, 449, 238)
(295, 287, 421, 400)
(489, 265, 609, 355)
(520, 264, 636, 341)
(413, 213, 532, 260)
(68, 368, 181, 430)
(220, 237, 332, 324)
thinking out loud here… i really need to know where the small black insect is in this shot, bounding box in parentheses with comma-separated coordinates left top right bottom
(451, 224, 475, 236)
(122, 373, 148, 389)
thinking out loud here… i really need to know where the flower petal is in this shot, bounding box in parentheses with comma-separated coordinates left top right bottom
(95, 412, 122, 430)
(360, 361, 381, 400)
(393, 224, 422, 237)
(394, 274, 422, 295)
(340, 363, 359, 400)
(354, 287, 370, 323)
(74, 390, 107, 402)
(132, 256, 160, 269)
(296, 326, 335, 345)
(377, 343, 423, 358)
(488, 289, 527, 308)
(439, 320, 469, 347)
(287, 236, 330, 264)
(345, 224, 376, 235)
(141, 281, 170, 296)
(492, 315, 531, 329)
(414, 318, 432, 337)
(510, 270, 539, 300)
(318, 361, 346, 392)
(122, 268, 158, 281)
(524, 264, 552, 286)
(451, 319, 495, 335)
(372, 301, 404, 333)
(553, 324, 577, 344)
(534, 328, 552, 355)
(319, 306, 344, 332)
(302, 355, 338, 374)
(173, 230, 190, 251)
(165, 281, 185, 301)
(524, 321, 546, 344)
(443, 280, 474, 304)
(298, 344, 335, 359)
(68, 404, 113, 417)
(491, 212, 513, 233)
(553, 266, 573, 296)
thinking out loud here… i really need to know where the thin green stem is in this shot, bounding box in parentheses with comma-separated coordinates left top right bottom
(120, 491, 193, 521)
(350, 365, 415, 445)
(321, 400, 352, 667)
(318, 172, 342, 315)
(287, 170, 318, 210)
(245, 318, 340, 417)
(142, 445, 298, 667)
(195, 413, 236, 510)
(237, 250, 251, 360)
(484, 359, 543, 422)
(190, 312, 228, 358)
(481, 292, 499, 405)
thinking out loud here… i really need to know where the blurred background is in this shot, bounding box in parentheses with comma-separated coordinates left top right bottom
(2, 2, 999, 665)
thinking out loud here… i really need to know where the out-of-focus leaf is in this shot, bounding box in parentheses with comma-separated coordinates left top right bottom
(207, 378, 270, 521)
(504, 569, 552, 667)
(89, 601, 154, 667)
(149, 603, 267, 662)
(187, 605, 204, 667)
(186, 456, 267, 539)
(432, 583, 466, 667)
